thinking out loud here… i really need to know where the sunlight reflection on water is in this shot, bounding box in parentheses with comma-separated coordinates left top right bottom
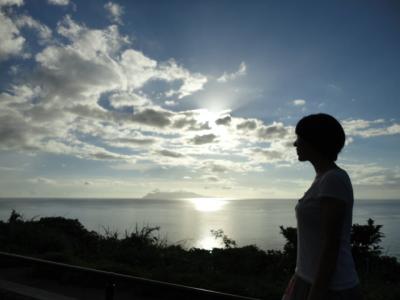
(189, 198, 229, 212)
(1, 199, 399, 258)
(196, 235, 222, 250)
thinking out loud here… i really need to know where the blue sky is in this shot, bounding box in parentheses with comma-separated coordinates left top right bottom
(0, 0, 399, 199)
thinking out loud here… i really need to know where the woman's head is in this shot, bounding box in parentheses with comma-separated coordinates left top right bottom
(294, 113, 345, 162)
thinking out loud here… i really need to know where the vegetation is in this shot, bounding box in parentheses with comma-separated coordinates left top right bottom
(0, 210, 399, 299)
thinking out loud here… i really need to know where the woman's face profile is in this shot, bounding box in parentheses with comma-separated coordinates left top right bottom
(293, 135, 315, 162)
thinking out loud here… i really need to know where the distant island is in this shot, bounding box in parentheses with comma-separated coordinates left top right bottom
(142, 189, 209, 200)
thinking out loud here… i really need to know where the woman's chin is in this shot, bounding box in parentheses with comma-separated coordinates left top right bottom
(297, 155, 306, 161)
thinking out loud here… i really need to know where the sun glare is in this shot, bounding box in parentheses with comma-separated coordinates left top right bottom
(196, 109, 219, 125)
(190, 197, 228, 212)
(195, 108, 232, 140)
(196, 235, 222, 250)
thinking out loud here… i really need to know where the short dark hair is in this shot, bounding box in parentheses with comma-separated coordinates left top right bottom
(295, 113, 345, 161)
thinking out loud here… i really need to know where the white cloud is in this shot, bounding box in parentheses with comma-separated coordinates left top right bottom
(28, 177, 56, 184)
(198, 159, 263, 175)
(156, 59, 208, 99)
(104, 2, 124, 24)
(44, 16, 207, 102)
(56, 15, 129, 58)
(217, 62, 247, 82)
(0, 1, 52, 60)
(342, 119, 400, 138)
(0, 10, 25, 60)
(292, 99, 306, 106)
(165, 100, 177, 107)
(343, 163, 400, 188)
(0, 0, 23, 7)
(108, 92, 151, 108)
(3, 10, 400, 193)
(42, 139, 134, 161)
(0, 84, 41, 105)
(15, 14, 52, 40)
(47, 0, 69, 5)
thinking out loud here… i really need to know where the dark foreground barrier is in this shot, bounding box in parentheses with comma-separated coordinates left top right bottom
(0, 251, 261, 300)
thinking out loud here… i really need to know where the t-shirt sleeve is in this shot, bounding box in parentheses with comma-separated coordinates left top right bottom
(317, 172, 351, 203)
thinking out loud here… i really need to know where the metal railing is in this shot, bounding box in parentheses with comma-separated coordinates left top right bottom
(0, 251, 261, 300)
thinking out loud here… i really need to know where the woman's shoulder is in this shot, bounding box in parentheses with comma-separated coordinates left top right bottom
(319, 166, 353, 189)
(317, 167, 354, 202)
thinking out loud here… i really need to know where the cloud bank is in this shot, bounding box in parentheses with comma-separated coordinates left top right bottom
(1, 1, 399, 198)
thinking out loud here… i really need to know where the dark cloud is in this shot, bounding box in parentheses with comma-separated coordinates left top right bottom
(236, 120, 257, 130)
(257, 123, 289, 140)
(114, 137, 156, 145)
(131, 108, 172, 128)
(283, 140, 295, 148)
(191, 133, 217, 145)
(209, 163, 229, 173)
(0, 113, 46, 151)
(199, 161, 232, 174)
(206, 176, 219, 182)
(158, 149, 184, 158)
(24, 105, 67, 123)
(252, 148, 284, 161)
(215, 116, 231, 126)
(190, 122, 211, 131)
(91, 151, 125, 160)
(172, 117, 197, 129)
(172, 115, 210, 131)
(68, 104, 115, 121)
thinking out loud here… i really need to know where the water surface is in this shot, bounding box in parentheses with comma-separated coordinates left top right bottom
(0, 198, 398, 259)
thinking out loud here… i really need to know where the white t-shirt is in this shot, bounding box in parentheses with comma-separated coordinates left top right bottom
(295, 167, 360, 290)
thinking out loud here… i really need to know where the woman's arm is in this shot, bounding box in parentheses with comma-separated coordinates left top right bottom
(307, 196, 346, 300)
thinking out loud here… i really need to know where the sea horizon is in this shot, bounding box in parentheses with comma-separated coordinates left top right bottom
(1, 197, 399, 201)
(1, 197, 399, 260)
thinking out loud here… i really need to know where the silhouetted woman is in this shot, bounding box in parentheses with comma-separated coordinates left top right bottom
(282, 113, 363, 300)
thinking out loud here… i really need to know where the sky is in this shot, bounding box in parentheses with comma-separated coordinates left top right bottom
(0, 0, 399, 199)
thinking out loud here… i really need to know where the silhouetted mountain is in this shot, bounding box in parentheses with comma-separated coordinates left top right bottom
(142, 189, 209, 200)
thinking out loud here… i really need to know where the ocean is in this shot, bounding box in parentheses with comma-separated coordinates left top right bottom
(0, 198, 399, 259)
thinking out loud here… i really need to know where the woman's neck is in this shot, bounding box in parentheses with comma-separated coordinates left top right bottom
(311, 159, 338, 177)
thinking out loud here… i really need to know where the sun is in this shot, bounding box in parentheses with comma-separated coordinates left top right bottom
(195, 108, 232, 138)
(196, 109, 219, 125)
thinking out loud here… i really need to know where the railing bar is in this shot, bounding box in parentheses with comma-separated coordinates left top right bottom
(0, 251, 260, 300)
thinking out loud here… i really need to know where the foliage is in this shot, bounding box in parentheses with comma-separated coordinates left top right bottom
(210, 229, 237, 249)
(351, 218, 385, 257)
(279, 225, 297, 257)
(0, 210, 399, 300)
